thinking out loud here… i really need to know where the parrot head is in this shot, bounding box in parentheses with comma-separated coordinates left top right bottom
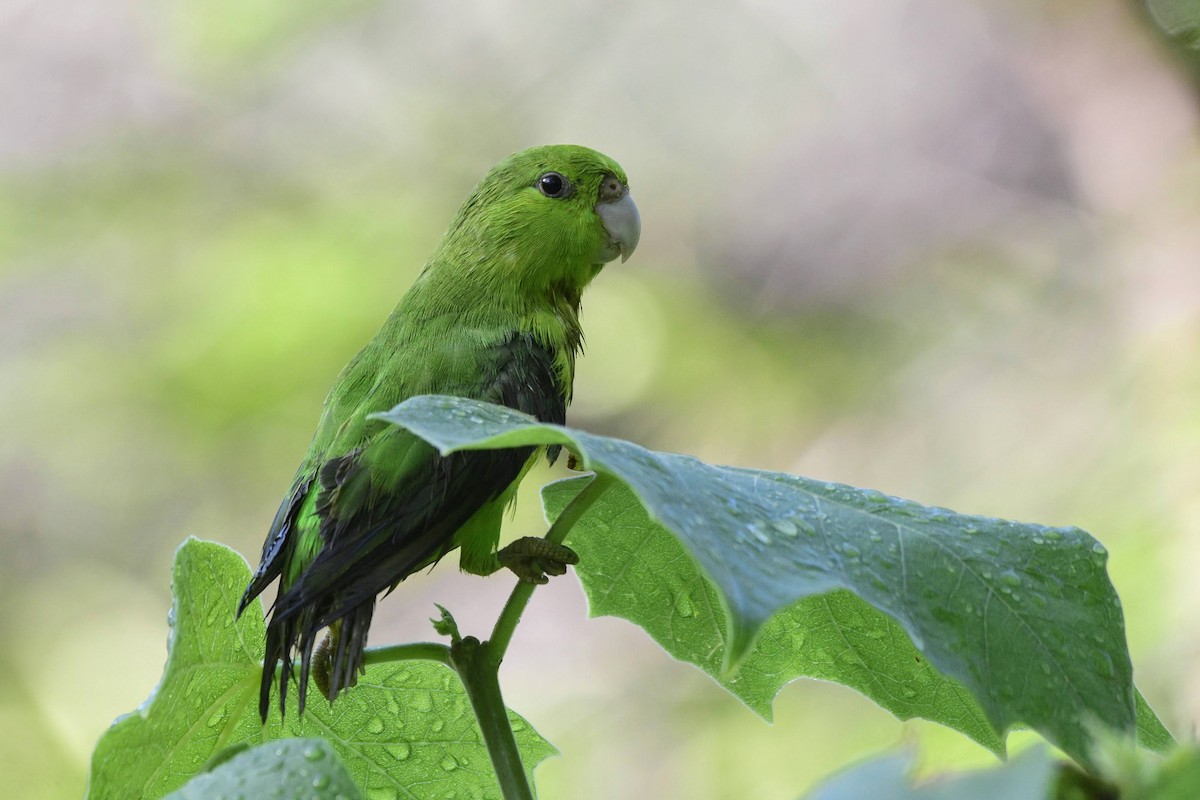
(436, 144, 640, 294)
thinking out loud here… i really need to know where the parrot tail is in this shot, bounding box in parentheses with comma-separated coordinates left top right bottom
(258, 600, 375, 721)
(325, 602, 374, 701)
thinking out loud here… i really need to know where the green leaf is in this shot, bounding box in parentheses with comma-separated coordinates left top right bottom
(1125, 743, 1200, 800)
(1134, 690, 1174, 754)
(804, 746, 1055, 799)
(545, 477, 1004, 754)
(163, 738, 362, 800)
(1147, 0, 1200, 46)
(374, 395, 1168, 769)
(86, 538, 555, 800)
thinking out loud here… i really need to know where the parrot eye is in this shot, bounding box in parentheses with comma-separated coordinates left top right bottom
(537, 172, 572, 199)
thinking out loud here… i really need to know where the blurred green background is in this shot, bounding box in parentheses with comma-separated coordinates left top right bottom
(2, 1, 1198, 798)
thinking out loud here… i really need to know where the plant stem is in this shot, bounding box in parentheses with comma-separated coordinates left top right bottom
(488, 472, 614, 665)
(452, 637, 532, 800)
(361, 641, 451, 667)
(358, 471, 615, 800)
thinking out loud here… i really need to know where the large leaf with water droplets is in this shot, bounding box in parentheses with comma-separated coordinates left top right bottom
(163, 739, 361, 800)
(545, 478, 1172, 760)
(544, 477, 1006, 754)
(86, 538, 555, 800)
(374, 395, 1171, 769)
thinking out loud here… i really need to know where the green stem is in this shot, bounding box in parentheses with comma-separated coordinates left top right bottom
(357, 472, 614, 800)
(488, 472, 614, 664)
(362, 641, 451, 667)
(273, 642, 451, 676)
(452, 637, 531, 800)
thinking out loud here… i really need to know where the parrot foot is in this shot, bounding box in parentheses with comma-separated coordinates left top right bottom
(497, 537, 579, 584)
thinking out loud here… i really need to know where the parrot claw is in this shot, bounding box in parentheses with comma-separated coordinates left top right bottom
(497, 537, 579, 584)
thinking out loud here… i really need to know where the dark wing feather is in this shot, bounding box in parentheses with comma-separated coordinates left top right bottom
(244, 332, 565, 719)
(239, 475, 313, 616)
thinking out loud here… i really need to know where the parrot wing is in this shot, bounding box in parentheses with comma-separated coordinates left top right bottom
(242, 331, 565, 717)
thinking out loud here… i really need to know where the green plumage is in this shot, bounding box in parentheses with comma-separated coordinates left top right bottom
(239, 144, 640, 720)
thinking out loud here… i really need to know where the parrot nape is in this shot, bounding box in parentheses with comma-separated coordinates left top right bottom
(238, 144, 640, 721)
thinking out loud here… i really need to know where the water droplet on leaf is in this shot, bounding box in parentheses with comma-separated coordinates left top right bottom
(771, 519, 798, 538)
(385, 743, 412, 761)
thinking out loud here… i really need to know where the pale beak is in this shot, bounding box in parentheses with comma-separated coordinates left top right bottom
(597, 190, 641, 263)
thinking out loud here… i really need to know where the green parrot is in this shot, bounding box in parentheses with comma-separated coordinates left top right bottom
(239, 144, 640, 721)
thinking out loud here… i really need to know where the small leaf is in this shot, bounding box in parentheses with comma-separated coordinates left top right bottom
(86, 538, 555, 800)
(1085, 728, 1200, 799)
(432, 603, 462, 641)
(1147, 0, 1200, 46)
(804, 746, 1055, 799)
(374, 395, 1171, 769)
(164, 738, 361, 800)
(1135, 690, 1174, 754)
(1125, 743, 1200, 800)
